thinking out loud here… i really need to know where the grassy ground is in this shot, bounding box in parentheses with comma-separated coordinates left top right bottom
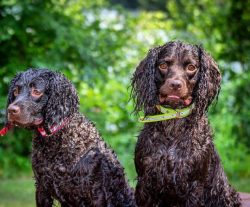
(0, 177, 249, 207)
(232, 178, 250, 193)
(0, 178, 35, 207)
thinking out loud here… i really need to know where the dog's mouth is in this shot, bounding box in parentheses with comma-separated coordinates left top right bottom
(8, 115, 43, 127)
(32, 117, 44, 126)
(159, 94, 192, 108)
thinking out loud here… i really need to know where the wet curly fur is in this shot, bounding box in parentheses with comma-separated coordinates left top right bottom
(6, 69, 136, 207)
(131, 41, 241, 207)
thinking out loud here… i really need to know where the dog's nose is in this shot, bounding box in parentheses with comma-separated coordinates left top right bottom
(168, 79, 183, 90)
(8, 104, 20, 115)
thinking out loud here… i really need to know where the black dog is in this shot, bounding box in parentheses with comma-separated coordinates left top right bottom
(4, 69, 136, 207)
(131, 41, 241, 207)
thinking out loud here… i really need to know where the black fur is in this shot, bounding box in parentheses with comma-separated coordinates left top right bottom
(6, 68, 136, 207)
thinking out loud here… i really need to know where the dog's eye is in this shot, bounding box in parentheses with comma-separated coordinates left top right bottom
(32, 88, 43, 97)
(13, 87, 19, 96)
(187, 64, 196, 72)
(159, 63, 168, 70)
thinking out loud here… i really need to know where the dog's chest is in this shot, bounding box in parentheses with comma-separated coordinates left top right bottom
(32, 144, 71, 181)
(32, 137, 79, 195)
(137, 129, 200, 170)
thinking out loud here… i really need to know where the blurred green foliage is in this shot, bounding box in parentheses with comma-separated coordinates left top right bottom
(0, 0, 250, 192)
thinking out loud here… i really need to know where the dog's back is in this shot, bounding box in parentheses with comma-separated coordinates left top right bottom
(32, 114, 135, 206)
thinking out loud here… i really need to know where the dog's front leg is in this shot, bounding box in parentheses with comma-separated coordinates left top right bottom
(184, 182, 205, 207)
(36, 187, 53, 207)
(135, 178, 158, 207)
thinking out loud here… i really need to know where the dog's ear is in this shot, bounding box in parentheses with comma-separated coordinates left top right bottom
(131, 46, 162, 115)
(43, 72, 79, 131)
(193, 46, 221, 115)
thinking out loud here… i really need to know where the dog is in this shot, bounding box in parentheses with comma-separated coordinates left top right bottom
(131, 41, 241, 207)
(4, 68, 136, 207)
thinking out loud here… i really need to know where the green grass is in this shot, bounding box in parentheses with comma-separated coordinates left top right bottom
(0, 177, 249, 207)
(0, 178, 35, 207)
(231, 178, 250, 193)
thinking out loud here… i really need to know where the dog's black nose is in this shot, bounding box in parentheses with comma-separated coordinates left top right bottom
(8, 104, 20, 115)
(168, 79, 183, 90)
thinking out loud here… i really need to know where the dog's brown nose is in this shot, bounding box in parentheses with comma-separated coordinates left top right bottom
(168, 79, 183, 90)
(8, 104, 20, 115)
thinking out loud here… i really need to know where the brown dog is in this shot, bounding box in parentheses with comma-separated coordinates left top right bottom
(131, 41, 241, 207)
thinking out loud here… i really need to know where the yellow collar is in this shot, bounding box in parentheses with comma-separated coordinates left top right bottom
(139, 103, 194, 123)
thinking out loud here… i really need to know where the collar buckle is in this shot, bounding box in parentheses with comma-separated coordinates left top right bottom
(176, 111, 181, 119)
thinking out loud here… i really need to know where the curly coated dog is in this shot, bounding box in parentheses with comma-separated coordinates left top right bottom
(131, 41, 241, 207)
(4, 69, 136, 207)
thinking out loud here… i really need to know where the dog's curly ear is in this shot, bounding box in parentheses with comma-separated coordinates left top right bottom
(131, 46, 162, 115)
(43, 72, 79, 131)
(194, 46, 221, 115)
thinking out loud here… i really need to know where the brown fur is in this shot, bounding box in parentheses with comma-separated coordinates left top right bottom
(131, 41, 241, 207)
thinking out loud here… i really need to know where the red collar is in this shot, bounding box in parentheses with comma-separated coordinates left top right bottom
(0, 123, 12, 136)
(0, 118, 69, 137)
(37, 118, 70, 137)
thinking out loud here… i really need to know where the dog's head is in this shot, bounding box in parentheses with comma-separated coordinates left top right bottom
(6, 69, 79, 131)
(131, 41, 221, 116)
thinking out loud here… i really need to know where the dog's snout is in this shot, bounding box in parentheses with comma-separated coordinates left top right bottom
(8, 104, 20, 115)
(168, 79, 183, 90)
